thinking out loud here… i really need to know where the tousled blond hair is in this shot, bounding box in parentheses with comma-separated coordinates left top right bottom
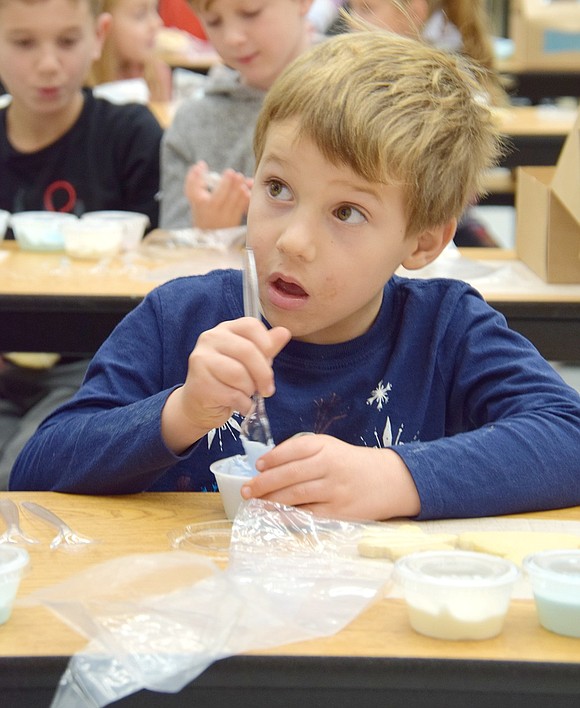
(254, 30, 502, 235)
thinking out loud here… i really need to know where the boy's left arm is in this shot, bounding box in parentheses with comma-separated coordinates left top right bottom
(244, 295, 580, 521)
(397, 297, 580, 519)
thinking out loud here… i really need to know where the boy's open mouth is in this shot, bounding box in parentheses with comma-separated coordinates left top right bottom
(272, 277, 307, 299)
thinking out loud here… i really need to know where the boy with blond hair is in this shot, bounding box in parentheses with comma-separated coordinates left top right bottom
(11, 32, 580, 522)
(159, 0, 314, 230)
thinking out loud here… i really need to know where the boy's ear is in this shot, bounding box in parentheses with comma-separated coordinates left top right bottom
(93, 13, 112, 60)
(401, 218, 457, 271)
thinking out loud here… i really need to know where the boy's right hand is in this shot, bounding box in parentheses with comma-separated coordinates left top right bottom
(161, 319, 291, 454)
(185, 161, 252, 230)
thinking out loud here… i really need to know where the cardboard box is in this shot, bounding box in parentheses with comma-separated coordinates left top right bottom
(509, 0, 580, 71)
(516, 109, 580, 283)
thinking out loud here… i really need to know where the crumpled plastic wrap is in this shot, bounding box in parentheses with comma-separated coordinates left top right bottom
(143, 225, 246, 253)
(25, 499, 392, 708)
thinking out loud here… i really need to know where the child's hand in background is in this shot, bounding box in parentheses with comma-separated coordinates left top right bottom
(185, 161, 252, 230)
(242, 434, 421, 521)
(161, 318, 290, 453)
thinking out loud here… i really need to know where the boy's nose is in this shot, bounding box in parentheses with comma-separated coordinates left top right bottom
(222, 22, 247, 47)
(36, 48, 60, 73)
(276, 215, 316, 262)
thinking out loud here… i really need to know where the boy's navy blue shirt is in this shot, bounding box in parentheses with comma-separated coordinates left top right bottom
(0, 89, 162, 227)
(10, 270, 580, 520)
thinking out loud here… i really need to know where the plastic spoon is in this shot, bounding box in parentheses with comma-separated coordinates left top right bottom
(21, 502, 95, 549)
(0, 499, 39, 545)
(240, 246, 274, 470)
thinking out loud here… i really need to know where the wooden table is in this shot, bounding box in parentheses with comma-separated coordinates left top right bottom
(498, 59, 580, 104)
(1, 243, 579, 360)
(1, 491, 579, 708)
(494, 105, 577, 170)
(0, 240, 241, 355)
(481, 106, 577, 206)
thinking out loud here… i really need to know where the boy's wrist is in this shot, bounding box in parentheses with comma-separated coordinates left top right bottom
(373, 448, 421, 520)
(161, 386, 209, 454)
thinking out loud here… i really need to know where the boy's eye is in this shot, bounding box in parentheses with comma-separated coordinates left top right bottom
(12, 38, 34, 49)
(241, 8, 261, 18)
(203, 14, 221, 27)
(267, 179, 291, 201)
(58, 36, 80, 49)
(335, 205, 366, 224)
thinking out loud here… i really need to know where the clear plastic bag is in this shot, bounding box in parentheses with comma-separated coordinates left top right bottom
(142, 225, 246, 253)
(24, 499, 392, 708)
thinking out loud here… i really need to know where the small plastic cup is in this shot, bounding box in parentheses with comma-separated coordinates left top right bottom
(0, 546, 30, 625)
(523, 550, 580, 638)
(81, 211, 149, 251)
(395, 550, 519, 640)
(62, 218, 123, 259)
(210, 455, 255, 520)
(10, 211, 78, 251)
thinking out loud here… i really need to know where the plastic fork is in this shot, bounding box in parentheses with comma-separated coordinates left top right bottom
(0, 499, 39, 545)
(240, 247, 274, 468)
(21, 501, 95, 549)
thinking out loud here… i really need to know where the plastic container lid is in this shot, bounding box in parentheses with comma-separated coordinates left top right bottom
(396, 550, 519, 588)
(523, 549, 580, 584)
(0, 546, 30, 581)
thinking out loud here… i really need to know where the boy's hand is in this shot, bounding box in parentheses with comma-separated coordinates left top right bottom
(162, 319, 290, 453)
(241, 435, 421, 521)
(185, 161, 252, 230)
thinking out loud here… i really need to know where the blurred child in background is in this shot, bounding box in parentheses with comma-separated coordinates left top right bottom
(0, 0, 162, 219)
(159, 0, 315, 230)
(0, 0, 163, 487)
(87, 0, 173, 102)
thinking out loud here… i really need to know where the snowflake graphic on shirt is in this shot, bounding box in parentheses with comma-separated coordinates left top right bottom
(367, 380, 392, 411)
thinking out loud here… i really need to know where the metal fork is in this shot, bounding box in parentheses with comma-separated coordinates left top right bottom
(0, 499, 39, 545)
(21, 501, 95, 549)
(240, 246, 274, 451)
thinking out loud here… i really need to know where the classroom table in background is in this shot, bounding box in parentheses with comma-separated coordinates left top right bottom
(494, 105, 578, 169)
(482, 103, 576, 205)
(1, 242, 579, 361)
(0, 240, 241, 355)
(1, 490, 580, 708)
(498, 59, 580, 105)
(483, 105, 576, 207)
